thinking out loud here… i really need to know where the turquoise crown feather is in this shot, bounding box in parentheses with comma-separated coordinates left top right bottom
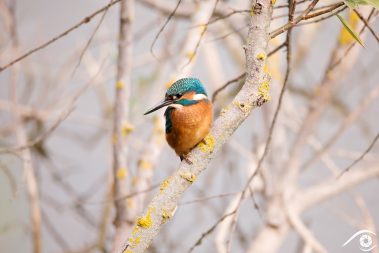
(166, 78, 207, 96)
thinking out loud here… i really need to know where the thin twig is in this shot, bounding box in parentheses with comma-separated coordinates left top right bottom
(41, 209, 71, 251)
(9, 2, 42, 251)
(211, 42, 286, 102)
(0, 0, 122, 73)
(188, 211, 237, 253)
(150, 0, 183, 59)
(302, 84, 379, 171)
(270, 0, 320, 38)
(295, 6, 347, 27)
(329, 8, 376, 70)
(0, 59, 107, 154)
(0, 162, 17, 197)
(272, 2, 344, 20)
(212, 73, 245, 102)
(179, 192, 238, 205)
(182, 0, 220, 68)
(274, 0, 307, 9)
(338, 132, 379, 178)
(354, 9, 379, 43)
(71, 0, 112, 76)
(303, 2, 344, 20)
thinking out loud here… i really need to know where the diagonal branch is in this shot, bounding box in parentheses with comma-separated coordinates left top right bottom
(285, 206, 327, 253)
(270, 0, 320, 38)
(122, 0, 274, 252)
(294, 164, 379, 212)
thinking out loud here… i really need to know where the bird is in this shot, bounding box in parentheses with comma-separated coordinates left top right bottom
(144, 78, 212, 163)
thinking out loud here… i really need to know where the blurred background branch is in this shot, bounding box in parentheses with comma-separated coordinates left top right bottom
(0, 0, 378, 253)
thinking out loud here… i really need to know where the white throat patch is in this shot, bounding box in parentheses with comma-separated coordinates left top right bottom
(168, 104, 183, 109)
(193, 94, 208, 100)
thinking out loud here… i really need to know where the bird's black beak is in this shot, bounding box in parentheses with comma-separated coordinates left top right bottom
(144, 99, 175, 115)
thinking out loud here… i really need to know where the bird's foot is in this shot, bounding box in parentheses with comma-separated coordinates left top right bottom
(201, 138, 207, 145)
(180, 154, 193, 165)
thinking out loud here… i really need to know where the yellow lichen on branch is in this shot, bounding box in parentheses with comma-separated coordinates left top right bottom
(263, 62, 270, 74)
(116, 168, 128, 180)
(136, 207, 154, 228)
(258, 80, 271, 101)
(179, 171, 197, 183)
(161, 206, 176, 221)
(128, 236, 141, 247)
(116, 81, 125, 89)
(112, 134, 117, 144)
(198, 134, 215, 153)
(122, 0, 274, 251)
(122, 122, 134, 137)
(139, 159, 152, 170)
(159, 178, 170, 193)
(185, 52, 196, 62)
(256, 52, 267, 60)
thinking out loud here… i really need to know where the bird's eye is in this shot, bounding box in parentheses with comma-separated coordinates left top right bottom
(172, 95, 177, 100)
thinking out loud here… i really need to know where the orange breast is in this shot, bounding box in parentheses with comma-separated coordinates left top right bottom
(166, 100, 212, 156)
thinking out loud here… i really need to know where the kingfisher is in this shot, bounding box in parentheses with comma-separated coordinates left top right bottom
(144, 78, 212, 163)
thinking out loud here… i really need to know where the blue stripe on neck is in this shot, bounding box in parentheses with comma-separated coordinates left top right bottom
(176, 99, 199, 106)
(164, 107, 174, 133)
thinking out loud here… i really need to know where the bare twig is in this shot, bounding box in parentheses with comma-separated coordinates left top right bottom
(295, 164, 379, 211)
(303, 84, 379, 170)
(188, 211, 237, 253)
(270, 0, 320, 38)
(211, 42, 286, 103)
(353, 9, 379, 43)
(212, 73, 245, 103)
(0, 59, 107, 154)
(8, 3, 42, 251)
(0, 162, 17, 197)
(285, 206, 327, 253)
(179, 192, 238, 206)
(295, 6, 347, 27)
(330, 8, 376, 70)
(71, 0, 112, 76)
(0, 0, 121, 73)
(303, 2, 344, 20)
(41, 209, 70, 251)
(138, 0, 193, 18)
(150, 0, 183, 59)
(338, 132, 379, 178)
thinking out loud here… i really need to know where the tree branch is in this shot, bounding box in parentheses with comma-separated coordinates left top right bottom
(112, 0, 134, 252)
(122, 0, 274, 252)
(295, 164, 379, 212)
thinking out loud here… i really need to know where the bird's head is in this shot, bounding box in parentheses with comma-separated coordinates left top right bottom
(144, 78, 208, 115)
